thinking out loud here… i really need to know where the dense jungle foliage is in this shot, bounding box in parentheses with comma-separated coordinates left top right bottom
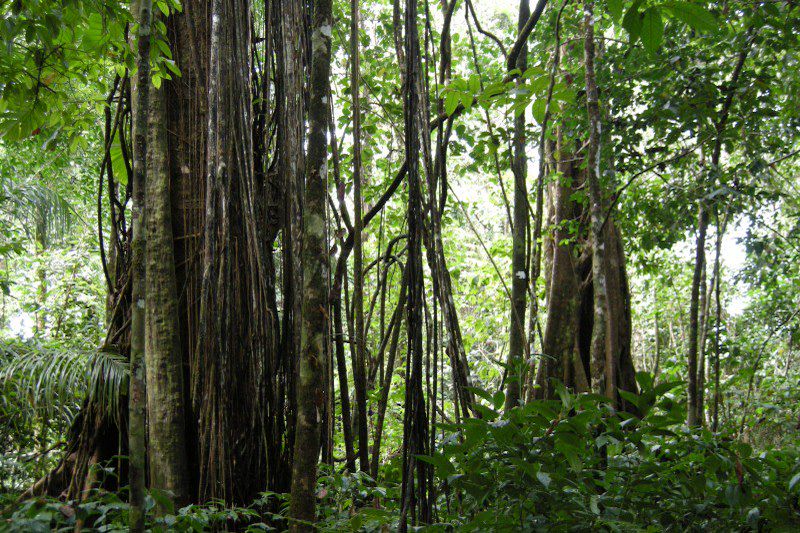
(1, 0, 799, 530)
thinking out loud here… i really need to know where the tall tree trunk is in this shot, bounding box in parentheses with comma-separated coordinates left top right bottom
(128, 0, 153, 529)
(423, 0, 476, 420)
(698, 251, 713, 424)
(535, 144, 636, 401)
(290, 0, 332, 524)
(400, 0, 431, 527)
(276, 0, 307, 469)
(194, 0, 274, 503)
(686, 202, 706, 426)
(505, 0, 529, 411)
(584, 0, 610, 399)
(711, 208, 724, 431)
(144, 83, 190, 507)
(535, 139, 583, 399)
(689, 26, 751, 427)
(653, 288, 661, 380)
(350, 0, 369, 473)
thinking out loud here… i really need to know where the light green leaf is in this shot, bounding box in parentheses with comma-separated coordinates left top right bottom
(444, 91, 460, 116)
(531, 99, 547, 125)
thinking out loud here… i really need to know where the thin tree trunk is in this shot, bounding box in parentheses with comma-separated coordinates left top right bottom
(371, 269, 408, 478)
(128, 0, 153, 528)
(689, 26, 751, 427)
(289, 0, 332, 524)
(505, 0, 530, 411)
(653, 288, 661, 381)
(697, 249, 709, 424)
(711, 208, 724, 432)
(687, 201, 707, 426)
(584, 0, 609, 398)
(350, 0, 369, 473)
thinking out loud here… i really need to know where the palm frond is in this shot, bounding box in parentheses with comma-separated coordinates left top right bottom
(89, 348, 129, 428)
(0, 176, 77, 247)
(0, 341, 128, 427)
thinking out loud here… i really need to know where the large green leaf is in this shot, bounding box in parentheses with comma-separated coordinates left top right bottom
(607, 0, 624, 21)
(664, 1, 718, 33)
(641, 8, 664, 54)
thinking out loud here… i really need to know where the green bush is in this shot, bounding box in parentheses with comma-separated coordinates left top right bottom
(426, 376, 800, 531)
(3, 375, 798, 532)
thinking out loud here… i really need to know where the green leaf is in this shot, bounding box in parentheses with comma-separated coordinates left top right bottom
(618, 389, 641, 410)
(635, 371, 654, 392)
(622, 2, 643, 40)
(746, 507, 760, 530)
(444, 91, 460, 116)
(590, 494, 600, 515)
(654, 380, 683, 396)
(641, 8, 664, 54)
(664, 1, 717, 33)
(149, 488, 175, 514)
(492, 390, 505, 410)
(464, 386, 495, 404)
(460, 92, 474, 112)
(155, 38, 173, 60)
(607, 0, 624, 21)
(531, 99, 547, 125)
(415, 453, 455, 476)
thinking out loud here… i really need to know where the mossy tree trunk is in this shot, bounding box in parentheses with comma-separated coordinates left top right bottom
(289, 0, 333, 525)
(144, 82, 191, 508)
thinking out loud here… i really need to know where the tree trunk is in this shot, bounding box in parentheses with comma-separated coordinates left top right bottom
(584, 0, 611, 399)
(350, 0, 369, 473)
(399, 0, 431, 527)
(505, 0, 529, 411)
(128, 0, 152, 528)
(687, 199, 708, 426)
(535, 135, 637, 402)
(144, 82, 191, 507)
(711, 208, 725, 431)
(289, 0, 332, 524)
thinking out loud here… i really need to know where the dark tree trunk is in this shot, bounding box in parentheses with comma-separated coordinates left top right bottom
(399, 0, 431, 527)
(349, 0, 369, 473)
(505, 0, 530, 411)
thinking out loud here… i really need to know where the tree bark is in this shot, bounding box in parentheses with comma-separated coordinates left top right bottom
(144, 82, 190, 507)
(128, 0, 152, 528)
(711, 208, 725, 432)
(686, 203, 706, 426)
(505, 0, 530, 411)
(349, 0, 369, 473)
(584, 0, 610, 399)
(400, 0, 431, 527)
(289, 0, 332, 525)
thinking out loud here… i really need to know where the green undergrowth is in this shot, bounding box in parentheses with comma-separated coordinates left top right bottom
(2, 376, 799, 532)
